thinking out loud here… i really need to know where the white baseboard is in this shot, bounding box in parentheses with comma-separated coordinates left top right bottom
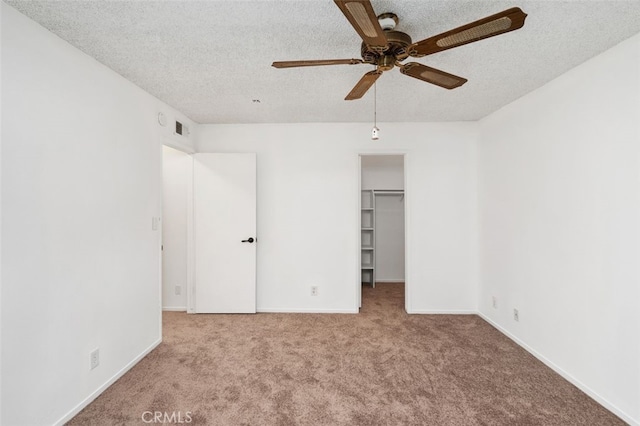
(257, 308, 358, 314)
(478, 312, 637, 426)
(54, 338, 162, 426)
(162, 306, 187, 312)
(407, 309, 476, 314)
(375, 280, 405, 283)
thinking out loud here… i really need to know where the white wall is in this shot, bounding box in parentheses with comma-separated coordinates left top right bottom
(361, 155, 404, 190)
(162, 146, 191, 310)
(478, 33, 640, 425)
(196, 123, 478, 313)
(0, 4, 4, 422)
(1, 4, 194, 425)
(374, 194, 405, 282)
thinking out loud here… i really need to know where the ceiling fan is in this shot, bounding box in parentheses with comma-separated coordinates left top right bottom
(272, 0, 527, 100)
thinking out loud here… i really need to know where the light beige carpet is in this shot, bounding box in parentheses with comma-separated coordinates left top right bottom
(68, 283, 623, 425)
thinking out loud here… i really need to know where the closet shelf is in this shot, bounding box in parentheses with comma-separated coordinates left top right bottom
(361, 189, 376, 288)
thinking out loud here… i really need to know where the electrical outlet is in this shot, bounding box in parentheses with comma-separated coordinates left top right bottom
(513, 308, 519, 322)
(492, 296, 498, 309)
(311, 286, 318, 296)
(90, 348, 100, 370)
(175, 285, 181, 295)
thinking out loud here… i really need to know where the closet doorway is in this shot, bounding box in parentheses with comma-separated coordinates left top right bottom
(359, 154, 406, 311)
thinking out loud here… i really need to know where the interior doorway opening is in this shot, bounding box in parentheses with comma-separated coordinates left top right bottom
(161, 144, 191, 312)
(359, 154, 406, 311)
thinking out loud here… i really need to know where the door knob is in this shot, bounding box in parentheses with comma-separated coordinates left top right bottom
(241, 237, 255, 243)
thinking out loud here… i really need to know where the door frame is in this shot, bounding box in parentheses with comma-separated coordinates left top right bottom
(187, 154, 195, 313)
(161, 144, 193, 312)
(160, 138, 195, 329)
(357, 152, 410, 312)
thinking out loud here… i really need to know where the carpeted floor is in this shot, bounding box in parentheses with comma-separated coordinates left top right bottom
(69, 283, 624, 425)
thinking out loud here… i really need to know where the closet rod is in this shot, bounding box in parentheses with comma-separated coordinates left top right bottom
(373, 189, 404, 201)
(373, 189, 404, 195)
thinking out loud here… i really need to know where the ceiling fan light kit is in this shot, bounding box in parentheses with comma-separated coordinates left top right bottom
(377, 13, 398, 31)
(272, 0, 527, 101)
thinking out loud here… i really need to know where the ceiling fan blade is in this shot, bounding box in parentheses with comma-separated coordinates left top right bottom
(400, 63, 467, 89)
(409, 7, 527, 57)
(345, 70, 382, 100)
(334, 0, 388, 51)
(272, 59, 364, 68)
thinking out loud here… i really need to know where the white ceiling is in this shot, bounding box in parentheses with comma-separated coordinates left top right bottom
(5, 0, 640, 124)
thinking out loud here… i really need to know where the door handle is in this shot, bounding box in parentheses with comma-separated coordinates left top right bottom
(241, 237, 255, 243)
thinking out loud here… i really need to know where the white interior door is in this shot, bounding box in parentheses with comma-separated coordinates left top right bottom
(193, 153, 256, 313)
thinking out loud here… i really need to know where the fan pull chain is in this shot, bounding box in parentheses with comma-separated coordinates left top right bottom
(371, 81, 380, 140)
(374, 82, 377, 128)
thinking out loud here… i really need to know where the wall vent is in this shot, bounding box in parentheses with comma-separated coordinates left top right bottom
(174, 120, 189, 137)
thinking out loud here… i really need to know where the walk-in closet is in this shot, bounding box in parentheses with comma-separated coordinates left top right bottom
(360, 155, 405, 292)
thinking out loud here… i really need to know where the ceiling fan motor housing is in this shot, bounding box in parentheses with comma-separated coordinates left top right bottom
(361, 29, 412, 70)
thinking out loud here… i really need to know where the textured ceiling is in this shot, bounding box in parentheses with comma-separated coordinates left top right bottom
(5, 0, 640, 124)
